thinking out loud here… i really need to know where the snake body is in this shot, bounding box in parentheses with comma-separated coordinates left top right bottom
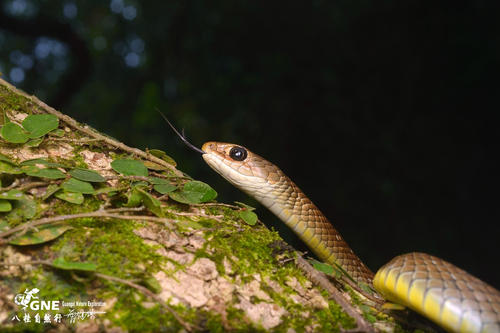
(201, 141, 500, 333)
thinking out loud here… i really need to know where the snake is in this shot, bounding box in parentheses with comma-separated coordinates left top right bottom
(197, 141, 500, 333)
(160, 113, 500, 332)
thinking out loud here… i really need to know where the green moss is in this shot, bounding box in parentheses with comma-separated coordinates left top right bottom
(70, 145, 91, 168)
(0, 85, 30, 114)
(205, 223, 282, 277)
(110, 292, 184, 332)
(51, 218, 163, 278)
(225, 306, 264, 332)
(1, 80, 391, 331)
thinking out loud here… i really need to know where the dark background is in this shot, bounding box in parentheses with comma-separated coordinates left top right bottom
(1, 1, 499, 287)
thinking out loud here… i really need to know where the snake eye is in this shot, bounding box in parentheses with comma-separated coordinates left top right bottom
(229, 146, 248, 161)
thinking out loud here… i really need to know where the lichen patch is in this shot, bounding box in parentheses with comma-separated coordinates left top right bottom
(164, 250, 194, 265)
(2, 148, 46, 163)
(46, 142, 74, 160)
(235, 297, 287, 329)
(206, 276, 236, 306)
(80, 150, 113, 171)
(237, 278, 272, 302)
(154, 270, 209, 307)
(187, 257, 217, 281)
(159, 230, 189, 249)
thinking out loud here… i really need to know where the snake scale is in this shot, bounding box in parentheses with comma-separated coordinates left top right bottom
(160, 112, 499, 333)
(197, 141, 500, 333)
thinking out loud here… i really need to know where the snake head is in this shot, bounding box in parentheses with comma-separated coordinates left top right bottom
(201, 141, 283, 189)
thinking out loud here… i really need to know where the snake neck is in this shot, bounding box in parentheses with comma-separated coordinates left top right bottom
(236, 169, 374, 285)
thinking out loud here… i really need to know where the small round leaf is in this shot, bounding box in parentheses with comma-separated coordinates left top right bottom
(9, 225, 72, 245)
(24, 167, 66, 179)
(149, 149, 177, 166)
(25, 137, 44, 147)
(311, 260, 335, 275)
(55, 191, 84, 204)
(0, 199, 12, 212)
(239, 210, 258, 225)
(0, 161, 23, 174)
(169, 181, 217, 204)
(69, 168, 106, 182)
(61, 178, 95, 194)
(52, 257, 96, 271)
(153, 184, 177, 194)
(1, 122, 29, 143)
(22, 114, 59, 139)
(183, 180, 217, 202)
(111, 159, 148, 176)
(0, 189, 25, 200)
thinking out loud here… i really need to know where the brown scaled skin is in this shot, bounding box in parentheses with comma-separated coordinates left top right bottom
(200, 141, 500, 333)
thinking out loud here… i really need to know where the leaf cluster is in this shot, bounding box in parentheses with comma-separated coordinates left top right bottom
(0, 114, 61, 147)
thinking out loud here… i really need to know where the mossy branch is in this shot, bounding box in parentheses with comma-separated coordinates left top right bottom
(0, 78, 419, 332)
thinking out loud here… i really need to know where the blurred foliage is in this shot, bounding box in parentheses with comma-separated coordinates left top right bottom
(1, 0, 499, 286)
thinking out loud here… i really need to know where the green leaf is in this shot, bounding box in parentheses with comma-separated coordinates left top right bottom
(111, 159, 148, 176)
(148, 149, 177, 166)
(1, 122, 29, 143)
(49, 128, 65, 137)
(0, 199, 12, 212)
(11, 197, 37, 219)
(20, 165, 40, 174)
(0, 161, 23, 174)
(20, 158, 47, 166)
(184, 181, 217, 202)
(153, 184, 177, 194)
(166, 191, 190, 204)
(42, 184, 60, 200)
(331, 261, 354, 281)
(143, 161, 168, 171)
(20, 158, 65, 168)
(169, 180, 217, 204)
(147, 177, 169, 185)
(9, 225, 71, 245)
(132, 180, 149, 187)
(25, 137, 44, 147)
(61, 178, 95, 194)
(0, 153, 16, 164)
(24, 167, 66, 179)
(22, 114, 59, 139)
(137, 188, 163, 217)
(55, 191, 84, 204)
(239, 210, 258, 225)
(124, 188, 142, 207)
(311, 260, 335, 275)
(359, 282, 375, 294)
(52, 257, 97, 271)
(69, 168, 106, 182)
(0, 189, 25, 200)
(36, 168, 66, 179)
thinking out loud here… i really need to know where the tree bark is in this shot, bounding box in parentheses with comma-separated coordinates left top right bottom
(0, 78, 411, 332)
